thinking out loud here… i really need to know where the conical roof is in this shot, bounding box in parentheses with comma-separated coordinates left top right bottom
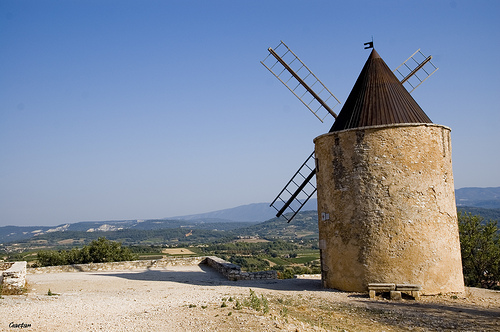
(329, 49, 432, 132)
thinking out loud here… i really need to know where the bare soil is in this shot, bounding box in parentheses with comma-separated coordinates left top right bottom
(161, 248, 197, 255)
(1, 265, 499, 331)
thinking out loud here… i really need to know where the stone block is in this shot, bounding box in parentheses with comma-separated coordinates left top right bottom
(1, 261, 27, 294)
(390, 291, 402, 300)
(368, 283, 396, 291)
(396, 284, 421, 291)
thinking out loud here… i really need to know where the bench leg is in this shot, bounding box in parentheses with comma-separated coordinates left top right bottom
(369, 290, 376, 299)
(390, 291, 402, 300)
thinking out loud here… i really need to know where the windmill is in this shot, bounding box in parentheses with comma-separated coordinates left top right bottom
(262, 41, 464, 295)
(261, 41, 438, 222)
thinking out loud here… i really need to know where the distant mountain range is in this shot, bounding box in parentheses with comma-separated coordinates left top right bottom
(175, 186, 500, 222)
(170, 199, 318, 223)
(455, 186, 500, 209)
(1, 187, 498, 245)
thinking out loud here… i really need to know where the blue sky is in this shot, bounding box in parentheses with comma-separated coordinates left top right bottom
(1, 0, 499, 227)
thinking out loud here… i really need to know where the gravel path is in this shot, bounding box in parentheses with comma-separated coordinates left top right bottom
(1, 265, 499, 331)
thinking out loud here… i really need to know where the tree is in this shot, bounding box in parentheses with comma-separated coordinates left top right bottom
(458, 211, 500, 289)
(36, 237, 137, 267)
(37, 250, 68, 267)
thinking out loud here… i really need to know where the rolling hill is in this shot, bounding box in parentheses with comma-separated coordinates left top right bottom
(455, 186, 500, 209)
(1, 187, 499, 245)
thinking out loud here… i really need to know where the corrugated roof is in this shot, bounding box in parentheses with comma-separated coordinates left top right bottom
(329, 49, 432, 132)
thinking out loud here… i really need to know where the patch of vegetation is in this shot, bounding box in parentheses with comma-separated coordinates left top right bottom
(47, 289, 59, 296)
(458, 211, 500, 289)
(230, 289, 270, 314)
(229, 256, 270, 272)
(9, 228, 237, 250)
(2, 251, 39, 263)
(274, 265, 321, 279)
(458, 207, 500, 226)
(128, 245, 163, 254)
(35, 237, 137, 267)
(198, 239, 319, 275)
(238, 211, 319, 240)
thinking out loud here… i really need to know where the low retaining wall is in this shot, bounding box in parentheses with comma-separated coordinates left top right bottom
(27, 256, 278, 281)
(1, 261, 27, 294)
(204, 256, 277, 281)
(28, 257, 206, 274)
(0, 262, 14, 270)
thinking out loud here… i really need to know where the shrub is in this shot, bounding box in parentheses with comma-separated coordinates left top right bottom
(36, 237, 137, 267)
(228, 256, 270, 272)
(458, 212, 500, 289)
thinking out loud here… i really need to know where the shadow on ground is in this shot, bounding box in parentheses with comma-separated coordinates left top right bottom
(92, 263, 328, 292)
(354, 297, 500, 331)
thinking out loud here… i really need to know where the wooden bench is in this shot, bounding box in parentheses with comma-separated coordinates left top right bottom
(368, 283, 421, 300)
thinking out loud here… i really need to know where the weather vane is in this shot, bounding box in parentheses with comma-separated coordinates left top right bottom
(364, 37, 374, 49)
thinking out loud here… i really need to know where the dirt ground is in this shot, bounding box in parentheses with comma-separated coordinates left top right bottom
(1, 265, 499, 331)
(161, 248, 197, 255)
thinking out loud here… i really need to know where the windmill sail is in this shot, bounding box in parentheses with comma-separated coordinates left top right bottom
(270, 152, 317, 222)
(261, 41, 341, 123)
(266, 44, 438, 222)
(393, 49, 438, 93)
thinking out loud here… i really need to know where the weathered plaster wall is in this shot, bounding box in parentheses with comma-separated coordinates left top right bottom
(314, 123, 464, 294)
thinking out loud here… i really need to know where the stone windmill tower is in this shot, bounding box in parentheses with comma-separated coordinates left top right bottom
(315, 49, 463, 294)
(262, 42, 464, 295)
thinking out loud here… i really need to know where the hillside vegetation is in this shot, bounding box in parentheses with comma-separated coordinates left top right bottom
(36, 237, 136, 267)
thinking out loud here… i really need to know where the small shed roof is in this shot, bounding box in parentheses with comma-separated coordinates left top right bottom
(329, 49, 432, 132)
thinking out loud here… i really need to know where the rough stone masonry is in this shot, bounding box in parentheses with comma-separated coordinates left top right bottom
(1, 261, 27, 294)
(314, 123, 464, 294)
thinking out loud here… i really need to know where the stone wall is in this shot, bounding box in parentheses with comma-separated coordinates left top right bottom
(28, 257, 206, 274)
(314, 123, 464, 295)
(1, 261, 27, 294)
(204, 256, 277, 281)
(0, 262, 14, 271)
(27, 256, 278, 281)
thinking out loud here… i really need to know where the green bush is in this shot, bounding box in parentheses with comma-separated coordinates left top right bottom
(36, 237, 137, 267)
(275, 265, 320, 279)
(238, 289, 269, 313)
(458, 212, 500, 289)
(228, 256, 270, 272)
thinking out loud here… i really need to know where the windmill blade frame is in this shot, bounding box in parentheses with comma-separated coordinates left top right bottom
(270, 152, 317, 222)
(393, 49, 439, 93)
(261, 41, 341, 123)
(265, 43, 439, 222)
